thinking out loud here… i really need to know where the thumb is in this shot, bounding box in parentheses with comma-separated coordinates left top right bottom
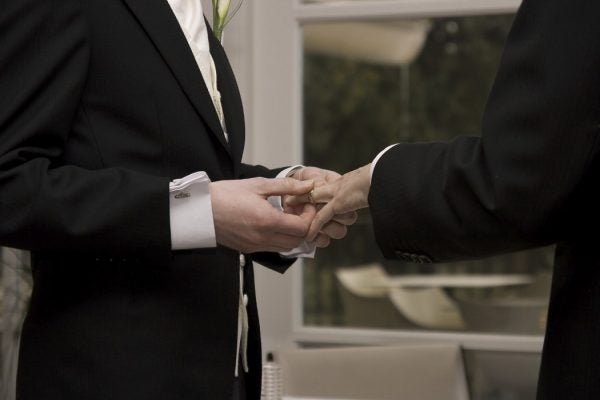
(259, 177, 314, 197)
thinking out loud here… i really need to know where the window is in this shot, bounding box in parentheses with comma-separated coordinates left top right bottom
(302, 13, 554, 336)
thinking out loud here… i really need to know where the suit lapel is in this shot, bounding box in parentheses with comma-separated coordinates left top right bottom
(122, 0, 232, 157)
(207, 23, 246, 168)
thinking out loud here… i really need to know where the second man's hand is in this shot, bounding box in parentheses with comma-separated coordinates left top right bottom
(289, 164, 372, 242)
(210, 177, 315, 253)
(286, 166, 358, 248)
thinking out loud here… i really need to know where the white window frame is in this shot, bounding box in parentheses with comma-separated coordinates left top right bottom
(224, 0, 543, 357)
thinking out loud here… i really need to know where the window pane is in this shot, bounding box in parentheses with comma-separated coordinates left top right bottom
(302, 14, 554, 334)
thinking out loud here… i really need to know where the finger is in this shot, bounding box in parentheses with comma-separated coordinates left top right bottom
(273, 211, 311, 238)
(312, 178, 329, 188)
(259, 177, 314, 197)
(320, 221, 348, 240)
(315, 234, 331, 248)
(298, 203, 317, 220)
(307, 201, 336, 241)
(283, 202, 314, 217)
(332, 211, 358, 226)
(309, 184, 336, 204)
(300, 167, 341, 184)
(285, 192, 312, 207)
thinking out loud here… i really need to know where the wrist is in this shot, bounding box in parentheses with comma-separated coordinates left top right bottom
(357, 164, 372, 206)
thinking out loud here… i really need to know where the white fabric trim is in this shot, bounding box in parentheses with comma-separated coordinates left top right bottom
(370, 144, 399, 182)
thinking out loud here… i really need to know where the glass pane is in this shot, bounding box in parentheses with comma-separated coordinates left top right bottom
(302, 14, 554, 334)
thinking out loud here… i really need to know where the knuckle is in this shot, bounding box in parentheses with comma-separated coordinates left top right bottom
(328, 171, 342, 181)
(314, 178, 327, 187)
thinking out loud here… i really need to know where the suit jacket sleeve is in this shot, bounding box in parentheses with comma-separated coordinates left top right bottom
(238, 163, 286, 180)
(0, 0, 171, 259)
(369, 0, 600, 262)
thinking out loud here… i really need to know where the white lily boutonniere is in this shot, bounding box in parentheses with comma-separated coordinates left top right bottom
(212, 0, 245, 43)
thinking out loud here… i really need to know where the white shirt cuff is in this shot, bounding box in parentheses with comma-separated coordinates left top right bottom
(169, 171, 217, 250)
(370, 144, 399, 183)
(268, 166, 316, 259)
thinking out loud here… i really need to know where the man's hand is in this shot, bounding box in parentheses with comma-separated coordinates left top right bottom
(289, 164, 371, 242)
(210, 177, 315, 253)
(286, 167, 357, 248)
(287, 166, 340, 187)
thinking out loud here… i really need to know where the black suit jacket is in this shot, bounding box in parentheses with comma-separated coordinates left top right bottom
(0, 1, 292, 399)
(369, 0, 600, 398)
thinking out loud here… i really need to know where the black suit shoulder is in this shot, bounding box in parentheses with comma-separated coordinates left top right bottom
(369, 0, 600, 263)
(369, 1, 600, 398)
